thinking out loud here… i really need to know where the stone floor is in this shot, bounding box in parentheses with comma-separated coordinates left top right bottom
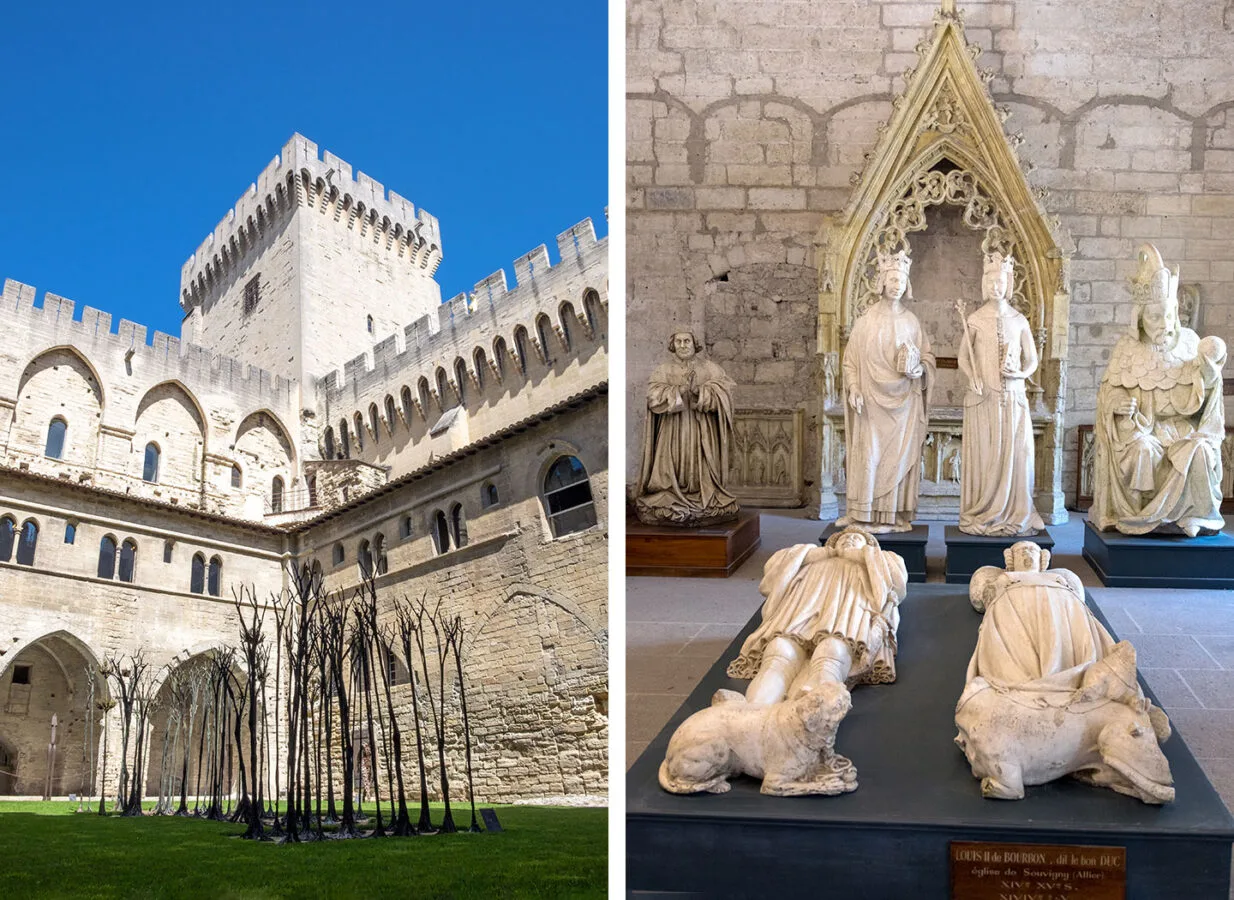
(627, 509, 1234, 821)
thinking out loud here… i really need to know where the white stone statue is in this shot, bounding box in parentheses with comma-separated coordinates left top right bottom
(635, 331, 740, 526)
(839, 247, 935, 532)
(1091, 244, 1227, 537)
(954, 542, 1174, 804)
(658, 682, 853, 796)
(955, 251, 1044, 536)
(659, 527, 905, 796)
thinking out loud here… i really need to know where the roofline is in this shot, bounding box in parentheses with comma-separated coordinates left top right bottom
(289, 381, 608, 531)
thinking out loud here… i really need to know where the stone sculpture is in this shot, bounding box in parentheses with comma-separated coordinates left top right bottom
(954, 542, 1174, 804)
(839, 247, 935, 532)
(955, 251, 1044, 536)
(635, 331, 740, 526)
(1091, 244, 1226, 537)
(658, 683, 853, 796)
(659, 526, 906, 795)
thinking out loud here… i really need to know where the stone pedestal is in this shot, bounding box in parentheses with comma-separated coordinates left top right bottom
(627, 509, 761, 578)
(944, 527, 1055, 584)
(627, 585, 1234, 898)
(819, 523, 928, 583)
(1082, 520, 1234, 589)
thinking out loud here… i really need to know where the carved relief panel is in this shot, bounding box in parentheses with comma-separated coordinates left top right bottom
(730, 409, 805, 507)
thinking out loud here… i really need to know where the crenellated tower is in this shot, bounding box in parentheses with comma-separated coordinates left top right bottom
(179, 134, 444, 391)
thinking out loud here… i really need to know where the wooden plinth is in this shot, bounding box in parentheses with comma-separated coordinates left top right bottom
(626, 509, 761, 578)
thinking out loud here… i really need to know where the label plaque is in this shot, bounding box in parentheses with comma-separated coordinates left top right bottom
(480, 808, 503, 833)
(951, 841, 1125, 899)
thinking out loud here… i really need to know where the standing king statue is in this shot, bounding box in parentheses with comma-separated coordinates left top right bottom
(956, 251, 1044, 536)
(1092, 244, 1226, 536)
(635, 331, 740, 526)
(839, 247, 936, 533)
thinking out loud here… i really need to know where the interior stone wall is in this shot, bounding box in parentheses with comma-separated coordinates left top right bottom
(627, 0, 1234, 507)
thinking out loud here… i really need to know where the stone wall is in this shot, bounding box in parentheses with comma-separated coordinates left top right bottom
(0, 388, 610, 802)
(298, 396, 610, 801)
(627, 0, 1234, 506)
(180, 134, 444, 392)
(0, 280, 300, 521)
(0, 474, 288, 797)
(316, 221, 609, 485)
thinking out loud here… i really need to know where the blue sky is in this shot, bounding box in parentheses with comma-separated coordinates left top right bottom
(0, 1, 607, 340)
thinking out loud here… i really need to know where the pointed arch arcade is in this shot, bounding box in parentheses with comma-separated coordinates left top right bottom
(814, 1, 1071, 523)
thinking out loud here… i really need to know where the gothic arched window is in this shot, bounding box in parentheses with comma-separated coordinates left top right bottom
(118, 539, 136, 583)
(45, 418, 67, 459)
(190, 553, 205, 594)
(15, 520, 38, 566)
(143, 443, 160, 483)
(98, 535, 117, 580)
(542, 455, 597, 538)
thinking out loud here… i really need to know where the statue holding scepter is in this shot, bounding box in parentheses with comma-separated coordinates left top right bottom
(955, 251, 1043, 536)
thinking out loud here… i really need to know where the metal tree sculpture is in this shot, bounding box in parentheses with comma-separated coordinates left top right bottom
(394, 596, 435, 833)
(445, 616, 481, 833)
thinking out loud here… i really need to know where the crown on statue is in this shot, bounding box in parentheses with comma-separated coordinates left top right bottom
(876, 248, 912, 275)
(983, 251, 1015, 277)
(1130, 243, 1179, 309)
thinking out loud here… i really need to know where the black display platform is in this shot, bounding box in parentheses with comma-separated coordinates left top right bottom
(627, 585, 1234, 898)
(1082, 520, 1234, 589)
(819, 523, 928, 582)
(943, 526, 1056, 583)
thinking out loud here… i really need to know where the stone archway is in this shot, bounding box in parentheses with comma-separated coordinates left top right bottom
(143, 651, 250, 802)
(0, 737, 17, 794)
(0, 631, 107, 797)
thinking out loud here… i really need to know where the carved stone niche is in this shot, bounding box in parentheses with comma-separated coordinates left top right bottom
(729, 408, 806, 508)
(814, 1, 1072, 524)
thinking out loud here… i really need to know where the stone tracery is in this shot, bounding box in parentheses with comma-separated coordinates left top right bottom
(816, 6, 1071, 524)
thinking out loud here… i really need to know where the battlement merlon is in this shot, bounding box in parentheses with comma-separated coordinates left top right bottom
(178, 133, 443, 307)
(1, 278, 299, 409)
(314, 218, 605, 400)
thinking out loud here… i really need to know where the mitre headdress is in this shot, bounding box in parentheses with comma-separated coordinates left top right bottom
(1130, 243, 1179, 310)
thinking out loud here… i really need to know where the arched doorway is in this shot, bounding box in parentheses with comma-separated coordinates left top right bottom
(0, 631, 106, 797)
(144, 652, 253, 805)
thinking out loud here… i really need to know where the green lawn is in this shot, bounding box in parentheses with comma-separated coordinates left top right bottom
(0, 801, 607, 899)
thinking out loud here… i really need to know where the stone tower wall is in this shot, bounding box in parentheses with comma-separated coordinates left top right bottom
(627, 0, 1234, 506)
(180, 134, 444, 390)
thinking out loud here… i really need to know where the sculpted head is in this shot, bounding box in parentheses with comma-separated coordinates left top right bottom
(1130, 244, 1181, 348)
(982, 251, 1015, 304)
(668, 331, 702, 361)
(875, 248, 912, 302)
(969, 566, 1001, 612)
(1003, 541, 1050, 573)
(825, 525, 875, 557)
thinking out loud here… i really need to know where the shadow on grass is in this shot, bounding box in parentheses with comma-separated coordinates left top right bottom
(0, 805, 606, 899)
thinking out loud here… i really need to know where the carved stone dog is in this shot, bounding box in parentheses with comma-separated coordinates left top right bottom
(954, 642, 1174, 804)
(658, 682, 856, 796)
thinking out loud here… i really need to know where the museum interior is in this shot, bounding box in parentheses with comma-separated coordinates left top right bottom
(626, 0, 1234, 895)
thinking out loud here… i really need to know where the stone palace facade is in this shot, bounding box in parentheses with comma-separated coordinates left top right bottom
(0, 134, 609, 802)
